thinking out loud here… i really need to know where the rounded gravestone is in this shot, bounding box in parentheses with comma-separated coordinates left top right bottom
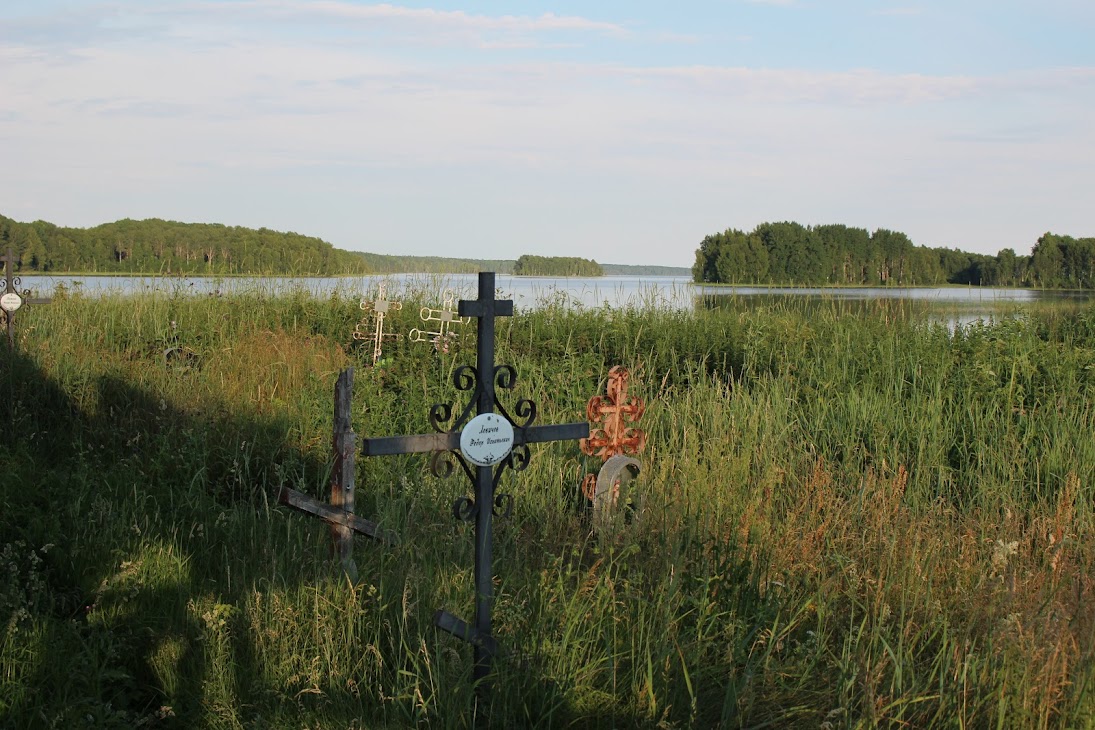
(459, 413, 515, 467)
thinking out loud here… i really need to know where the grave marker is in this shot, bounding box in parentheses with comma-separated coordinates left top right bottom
(408, 290, 468, 350)
(280, 368, 397, 581)
(353, 283, 402, 365)
(581, 366, 646, 515)
(1, 248, 51, 349)
(362, 272, 589, 686)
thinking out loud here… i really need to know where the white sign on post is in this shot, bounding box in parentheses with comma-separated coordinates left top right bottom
(0, 292, 22, 313)
(459, 413, 515, 467)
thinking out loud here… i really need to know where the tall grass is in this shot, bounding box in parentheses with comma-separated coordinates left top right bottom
(2, 284, 1094, 728)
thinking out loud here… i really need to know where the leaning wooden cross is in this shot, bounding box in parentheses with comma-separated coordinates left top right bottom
(362, 272, 589, 687)
(1, 247, 52, 349)
(279, 368, 397, 582)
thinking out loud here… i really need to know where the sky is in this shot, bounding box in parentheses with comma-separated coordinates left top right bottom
(2, 1, 1093, 266)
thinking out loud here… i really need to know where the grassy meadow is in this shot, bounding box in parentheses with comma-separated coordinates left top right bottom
(2, 283, 1095, 728)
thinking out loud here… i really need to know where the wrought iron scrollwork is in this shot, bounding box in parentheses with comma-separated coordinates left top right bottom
(431, 449, 475, 483)
(484, 442, 531, 520)
(511, 398, 536, 428)
(489, 440, 529, 489)
(453, 496, 478, 522)
(5, 277, 30, 303)
(429, 403, 453, 434)
(492, 365, 537, 428)
(455, 364, 477, 393)
(492, 493, 514, 518)
(430, 362, 540, 522)
(494, 364, 517, 390)
(431, 365, 480, 434)
(506, 443, 531, 474)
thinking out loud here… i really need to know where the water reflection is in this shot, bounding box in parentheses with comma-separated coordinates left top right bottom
(697, 286, 1095, 329)
(19, 273, 695, 311)
(18, 273, 1095, 325)
(693, 284, 1095, 303)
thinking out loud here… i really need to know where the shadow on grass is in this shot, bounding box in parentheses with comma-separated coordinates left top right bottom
(2, 344, 684, 729)
(0, 344, 335, 727)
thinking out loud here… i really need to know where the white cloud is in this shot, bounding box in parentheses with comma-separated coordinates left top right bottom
(2, 2, 1094, 260)
(870, 7, 924, 16)
(160, 0, 628, 39)
(743, 0, 798, 6)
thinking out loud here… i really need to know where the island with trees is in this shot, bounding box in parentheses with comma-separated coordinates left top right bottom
(512, 255, 603, 277)
(692, 222, 1095, 288)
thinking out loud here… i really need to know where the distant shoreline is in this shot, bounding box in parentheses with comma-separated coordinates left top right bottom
(20, 268, 694, 278)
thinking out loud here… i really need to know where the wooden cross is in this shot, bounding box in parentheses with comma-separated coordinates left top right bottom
(408, 290, 468, 350)
(1, 247, 52, 349)
(353, 283, 403, 365)
(279, 368, 397, 582)
(363, 272, 589, 687)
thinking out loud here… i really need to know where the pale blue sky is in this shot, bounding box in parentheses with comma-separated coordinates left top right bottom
(2, 1, 1093, 265)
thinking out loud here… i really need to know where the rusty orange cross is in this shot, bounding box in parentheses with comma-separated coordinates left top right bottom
(581, 366, 646, 460)
(580, 366, 646, 503)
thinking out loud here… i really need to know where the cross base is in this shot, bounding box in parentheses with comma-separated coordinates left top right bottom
(434, 610, 501, 658)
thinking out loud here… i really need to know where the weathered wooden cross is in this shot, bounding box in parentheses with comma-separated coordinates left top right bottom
(353, 283, 402, 365)
(408, 290, 468, 348)
(280, 368, 397, 582)
(362, 272, 589, 686)
(1, 248, 51, 349)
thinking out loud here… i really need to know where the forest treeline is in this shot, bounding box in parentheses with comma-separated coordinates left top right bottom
(693, 222, 1095, 288)
(358, 252, 514, 274)
(512, 255, 603, 276)
(0, 215, 370, 275)
(0, 214, 638, 276)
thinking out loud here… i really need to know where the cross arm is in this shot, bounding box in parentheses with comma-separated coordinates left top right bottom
(279, 486, 398, 545)
(434, 609, 500, 657)
(459, 299, 513, 318)
(362, 431, 460, 456)
(519, 422, 589, 444)
(361, 421, 589, 457)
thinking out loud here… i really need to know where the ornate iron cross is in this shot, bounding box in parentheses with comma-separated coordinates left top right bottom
(362, 272, 589, 686)
(1, 247, 51, 349)
(581, 365, 646, 461)
(580, 366, 647, 510)
(353, 283, 403, 365)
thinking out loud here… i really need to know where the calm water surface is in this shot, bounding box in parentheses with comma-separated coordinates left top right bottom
(17, 274, 1095, 323)
(19, 273, 694, 310)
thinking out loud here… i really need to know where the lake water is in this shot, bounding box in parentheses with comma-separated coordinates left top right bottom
(17, 273, 1095, 324)
(19, 273, 695, 311)
(694, 284, 1095, 328)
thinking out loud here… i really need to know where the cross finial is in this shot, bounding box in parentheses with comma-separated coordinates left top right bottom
(459, 273, 514, 412)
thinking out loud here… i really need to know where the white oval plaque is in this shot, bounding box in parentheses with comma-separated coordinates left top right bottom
(0, 292, 22, 313)
(460, 413, 515, 467)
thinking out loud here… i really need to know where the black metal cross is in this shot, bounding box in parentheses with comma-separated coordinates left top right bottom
(362, 272, 589, 686)
(1, 247, 51, 349)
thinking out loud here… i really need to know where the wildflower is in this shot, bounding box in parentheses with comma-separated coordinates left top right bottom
(991, 539, 1019, 578)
